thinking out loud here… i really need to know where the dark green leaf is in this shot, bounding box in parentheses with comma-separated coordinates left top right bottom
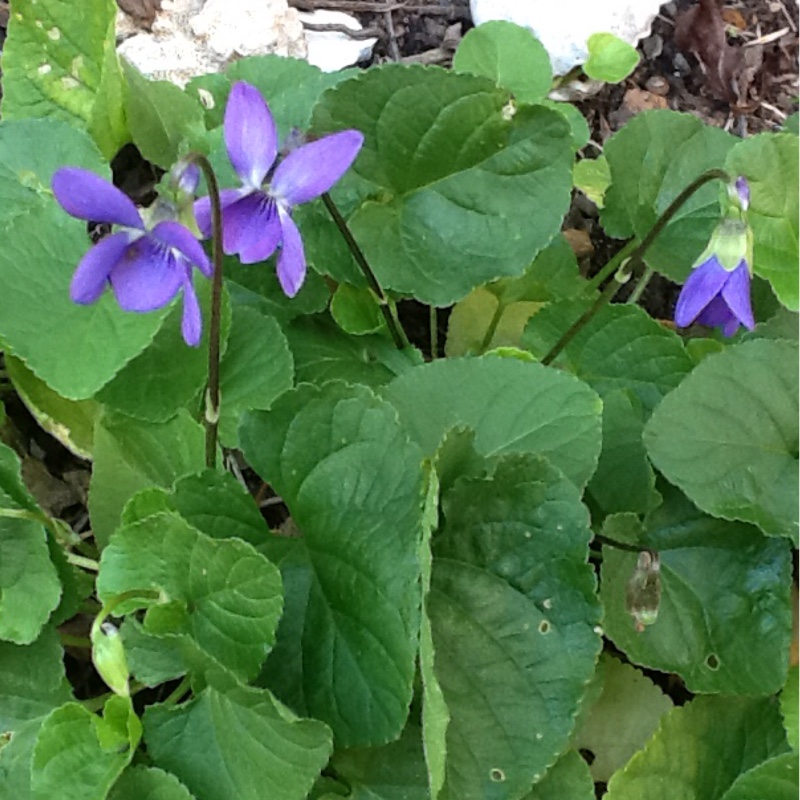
(241, 383, 425, 746)
(644, 339, 799, 541)
(144, 685, 332, 800)
(383, 356, 603, 488)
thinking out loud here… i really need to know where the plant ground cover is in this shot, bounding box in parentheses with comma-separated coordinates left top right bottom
(0, 1, 797, 799)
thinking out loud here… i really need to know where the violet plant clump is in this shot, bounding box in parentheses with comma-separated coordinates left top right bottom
(674, 176, 755, 337)
(0, 12, 797, 800)
(52, 167, 212, 346)
(194, 81, 364, 297)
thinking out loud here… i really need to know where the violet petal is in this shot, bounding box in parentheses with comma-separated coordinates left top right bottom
(276, 208, 306, 297)
(194, 188, 246, 239)
(109, 236, 183, 312)
(225, 81, 278, 188)
(70, 231, 132, 304)
(720, 261, 755, 331)
(271, 130, 364, 206)
(152, 220, 212, 278)
(695, 295, 735, 329)
(221, 192, 281, 263)
(674, 256, 730, 328)
(53, 168, 143, 229)
(181, 276, 203, 347)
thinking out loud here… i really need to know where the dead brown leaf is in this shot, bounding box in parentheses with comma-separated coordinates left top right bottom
(674, 0, 744, 104)
(116, 0, 161, 30)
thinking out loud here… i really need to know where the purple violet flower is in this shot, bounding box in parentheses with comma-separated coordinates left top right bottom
(194, 81, 364, 297)
(674, 177, 755, 337)
(52, 168, 212, 347)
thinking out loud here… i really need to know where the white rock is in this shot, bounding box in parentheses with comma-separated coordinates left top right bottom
(470, 0, 665, 75)
(118, 0, 306, 87)
(298, 10, 377, 72)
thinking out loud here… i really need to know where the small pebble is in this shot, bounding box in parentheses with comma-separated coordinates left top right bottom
(642, 33, 663, 60)
(646, 75, 670, 96)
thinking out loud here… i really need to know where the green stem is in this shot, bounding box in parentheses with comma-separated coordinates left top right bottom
(163, 675, 192, 706)
(626, 266, 655, 305)
(0, 507, 96, 560)
(60, 633, 92, 649)
(188, 154, 224, 470)
(594, 534, 645, 553)
(477, 300, 506, 355)
(584, 239, 638, 294)
(321, 193, 410, 350)
(429, 305, 438, 359)
(91, 589, 161, 642)
(82, 682, 145, 714)
(542, 260, 632, 366)
(543, 169, 730, 366)
(66, 552, 99, 572)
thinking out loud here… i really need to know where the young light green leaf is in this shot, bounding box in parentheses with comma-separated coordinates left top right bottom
(241, 383, 425, 747)
(726, 133, 799, 310)
(97, 512, 283, 682)
(383, 356, 603, 489)
(453, 21, 553, 104)
(573, 155, 611, 208)
(572, 655, 673, 782)
(330, 284, 385, 336)
(1, 0, 117, 127)
(584, 33, 640, 83)
(89, 410, 206, 548)
(217, 306, 293, 448)
(601, 487, 792, 694)
(313, 66, 573, 305)
(31, 699, 139, 800)
(144, 684, 332, 800)
(604, 696, 790, 800)
(429, 455, 601, 798)
(109, 765, 195, 800)
(91, 622, 130, 698)
(0, 627, 71, 730)
(644, 339, 799, 542)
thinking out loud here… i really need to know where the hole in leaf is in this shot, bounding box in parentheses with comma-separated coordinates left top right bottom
(705, 653, 720, 670)
(489, 768, 506, 782)
(538, 620, 551, 634)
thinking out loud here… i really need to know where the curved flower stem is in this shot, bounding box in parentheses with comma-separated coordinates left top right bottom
(188, 154, 224, 469)
(321, 193, 411, 350)
(626, 266, 655, 305)
(584, 238, 638, 294)
(542, 169, 730, 366)
(477, 299, 505, 355)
